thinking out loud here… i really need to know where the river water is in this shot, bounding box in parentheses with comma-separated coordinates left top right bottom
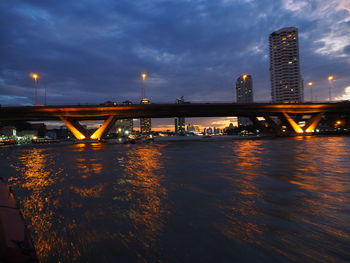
(0, 136, 349, 263)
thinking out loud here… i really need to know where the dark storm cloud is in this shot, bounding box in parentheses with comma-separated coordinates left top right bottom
(344, 45, 350, 54)
(1, 0, 350, 109)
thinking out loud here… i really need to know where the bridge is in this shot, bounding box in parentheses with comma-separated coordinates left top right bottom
(1, 102, 349, 139)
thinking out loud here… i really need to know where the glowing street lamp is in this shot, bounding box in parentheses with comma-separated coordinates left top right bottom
(141, 72, 147, 99)
(30, 73, 40, 105)
(327, 75, 334, 102)
(307, 82, 313, 102)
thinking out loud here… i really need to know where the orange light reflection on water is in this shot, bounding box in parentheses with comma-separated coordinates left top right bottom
(218, 137, 350, 262)
(8, 148, 73, 262)
(117, 145, 168, 257)
(217, 140, 265, 244)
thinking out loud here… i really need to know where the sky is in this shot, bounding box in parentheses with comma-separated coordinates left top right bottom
(1, 0, 350, 129)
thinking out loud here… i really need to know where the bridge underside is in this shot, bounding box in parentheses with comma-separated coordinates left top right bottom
(250, 112, 324, 136)
(58, 112, 325, 140)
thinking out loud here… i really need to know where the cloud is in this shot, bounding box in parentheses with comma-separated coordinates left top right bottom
(344, 45, 350, 54)
(0, 0, 350, 127)
(335, 86, 350, 101)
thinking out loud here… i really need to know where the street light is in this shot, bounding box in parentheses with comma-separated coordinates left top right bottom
(328, 75, 334, 102)
(141, 72, 147, 99)
(30, 73, 39, 105)
(307, 82, 313, 102)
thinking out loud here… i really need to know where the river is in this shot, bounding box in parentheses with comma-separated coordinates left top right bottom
(0, 136, 349, 262)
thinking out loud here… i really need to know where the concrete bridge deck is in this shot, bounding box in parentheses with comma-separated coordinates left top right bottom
(1, 102, 349, 121)
(1, 102, 349, 139)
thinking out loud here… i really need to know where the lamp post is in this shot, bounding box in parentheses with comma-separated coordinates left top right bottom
(141, 73, 147, 99)
(328, 75, 334, 102)
(44, 81, 47, 105)
(307, 82, 313, 102)
(30, 73, 39, 105)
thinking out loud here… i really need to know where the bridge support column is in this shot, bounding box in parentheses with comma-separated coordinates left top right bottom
(90, 116, 117, 140)
(304, 112, 324, 133)
(59, 117, 90, 140)
(281, 112, 304, 134)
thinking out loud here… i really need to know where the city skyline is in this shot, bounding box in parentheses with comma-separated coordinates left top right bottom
(1, 0, 350, 129)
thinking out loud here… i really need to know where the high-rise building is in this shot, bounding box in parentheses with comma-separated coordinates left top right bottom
(140, 98, 151, 133)
(174, 96, 185, 134)
(236, 74, 253, 103)
(269, 27, 303, 102)
(121, 100, 133, 132)
(109, 100, 134, 136)
(236, 74, 253, 126)
(114, 119, 133, 136)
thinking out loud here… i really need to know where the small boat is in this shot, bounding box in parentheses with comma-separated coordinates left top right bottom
(0, 178, 38, 262)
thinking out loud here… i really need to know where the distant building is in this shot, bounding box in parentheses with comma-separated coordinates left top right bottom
(204, 127, 213, 135)
(175, 96, 185, 134)
(269, 27, 303, 102)
(140, 98, 151, 133)
(0, 126, 16, 137)
(224, 123, 235, 135)
(114, 119, 133, 136)
(110, 100, 133, 136)
(236, 74, 253, 103)
(236, 74, 253, 126)
(186, 124, 195, 133)
(187, 124, 201, 134)
(194, 125, 201, 134)
(214, 127, 222, 135)
(16, 130, 37, 139)
(45, 130, 57, 139)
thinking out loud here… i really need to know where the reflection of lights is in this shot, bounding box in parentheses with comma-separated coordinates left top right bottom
(119, 146, 167, 251)
(70, 184, 104, 198)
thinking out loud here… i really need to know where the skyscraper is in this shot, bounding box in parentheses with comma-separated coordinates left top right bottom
(236, 74, 253, 126)
(236, 74, 253, 103)
(122, 100, 133, 132)
(174, 96, 185, 134)
(140, 98, 151, 133)
(269, 27, 303, 102)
